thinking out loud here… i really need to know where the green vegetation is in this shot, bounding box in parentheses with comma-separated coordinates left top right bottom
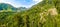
(0, 0, 60, 27)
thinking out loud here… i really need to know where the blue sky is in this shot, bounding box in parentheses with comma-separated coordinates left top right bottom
(0, 0, 43, 8)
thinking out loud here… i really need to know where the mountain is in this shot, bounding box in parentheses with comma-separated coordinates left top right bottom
(0, 3, 27, 12)
(18, 7, 27, 10)
(0, 3, 17, 12)
(17, 7, 27, 12)
(13, 0, 60, 27)
(0, 3, 17, 10)
(27, 0, 60, 15)
(0, 0, 60, 27)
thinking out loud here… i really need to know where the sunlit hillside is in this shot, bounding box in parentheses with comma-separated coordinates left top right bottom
(0, 0, 60, 27)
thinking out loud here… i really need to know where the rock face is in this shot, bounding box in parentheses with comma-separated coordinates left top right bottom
(48, 8, 58, 16)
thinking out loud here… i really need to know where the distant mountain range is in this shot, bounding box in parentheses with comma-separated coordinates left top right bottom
(0, 3, 27, 12)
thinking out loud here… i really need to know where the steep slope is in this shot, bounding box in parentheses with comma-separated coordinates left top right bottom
(13, 0, 60, 27)
(0, 0, 60, 27)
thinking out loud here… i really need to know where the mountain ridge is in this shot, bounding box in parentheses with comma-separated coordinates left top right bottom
(0, 3, 27, 12)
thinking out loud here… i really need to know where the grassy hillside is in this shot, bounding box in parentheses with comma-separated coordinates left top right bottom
(0, 0, 60, 27)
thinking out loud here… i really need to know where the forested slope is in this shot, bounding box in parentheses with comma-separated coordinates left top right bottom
(0, 0, 60, 27)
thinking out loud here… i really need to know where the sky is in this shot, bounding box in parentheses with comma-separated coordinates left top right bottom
(0, 0, 43, 8)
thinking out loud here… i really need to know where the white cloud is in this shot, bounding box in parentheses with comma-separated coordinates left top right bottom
(33, 0, 43, 3)
(33, 0, 43, 2)
(0, 0, 21, 8)
(0, 0, 43, 8)
(0, 0, 8, 3)
(0, 0, 2, 2)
